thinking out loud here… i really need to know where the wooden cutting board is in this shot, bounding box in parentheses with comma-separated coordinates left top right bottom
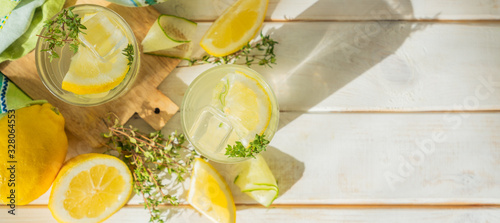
(0, 0, 180, 151)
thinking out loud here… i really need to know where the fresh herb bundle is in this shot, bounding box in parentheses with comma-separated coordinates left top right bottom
(103, 117, 198, 223)
(38, 7, 86, 61)
(189, 33, 278, 67)
(225, 134, 270, 158)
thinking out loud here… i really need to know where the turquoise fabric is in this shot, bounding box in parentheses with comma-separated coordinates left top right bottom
(0, 0, 46, 54)
(0, 0, 22, 30)
(0, 0, 64, 63)
(0, 71, 33, 118)
(105, 0, 167, 7)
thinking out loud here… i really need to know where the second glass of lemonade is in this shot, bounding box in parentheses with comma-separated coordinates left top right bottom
(181, 65, 279, 163)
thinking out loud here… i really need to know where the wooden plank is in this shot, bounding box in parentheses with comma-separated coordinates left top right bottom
(154, 0, 500, 21)
(3, 206, 500, 222)
(27, 112, 500, 205)
(163, 22, 500, 112)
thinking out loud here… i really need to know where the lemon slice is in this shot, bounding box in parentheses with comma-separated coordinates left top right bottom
(188, 158, 236, 223)
(213, 71, 271, 146)
(61, 46, 129, 95)
(142, 14, 197, 59)
(62, 12, 130, 95)
(49, 153, 133, 223)
(234, 154, 278, 207)
(200, 0, 268, 56)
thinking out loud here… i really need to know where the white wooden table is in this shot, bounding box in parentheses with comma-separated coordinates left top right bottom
(5, 0, 500, 222)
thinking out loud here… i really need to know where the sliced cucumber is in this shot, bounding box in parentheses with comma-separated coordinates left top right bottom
(144, 42, 193, 60)
(141, 14, 197, 54)
(234, 154, 279, 207)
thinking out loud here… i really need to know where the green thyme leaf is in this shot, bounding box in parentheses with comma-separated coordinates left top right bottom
(188, 32, 278, 68)
(103, 115, 199, 223)
(37, 7, 87, 62)
(225, 134, 270, 158)
(122, 43, 134, 66)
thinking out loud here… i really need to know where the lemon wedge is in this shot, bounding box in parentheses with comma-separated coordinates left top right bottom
(62, 12, 130, 95)
(188, 158, 236, 223)
(213, 71, 271, 146)
(200, 0, 269, 56)
(234, 154, 278, 207)
(49, 153, 133, 223)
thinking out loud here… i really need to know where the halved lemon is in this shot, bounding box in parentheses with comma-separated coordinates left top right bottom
(49, 153, 133, 223)
(62, 12, 130, 95)
(234, 154, 278, 207)
(213, 71, 272, 146)
(188, 158, 236, 223)
(200, 0, 269, 57)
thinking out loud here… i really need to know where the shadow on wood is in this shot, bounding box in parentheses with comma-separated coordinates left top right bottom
(251, 0, 421, 131)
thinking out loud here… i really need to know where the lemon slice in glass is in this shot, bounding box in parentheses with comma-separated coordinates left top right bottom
(142, 14, 197, 59)
(61, 46, 129, 95)
(188, 158, 236, 223)
(213, 71, 272, 146)
(62, 12, 129, 95)
(49, 153, 133, 223)
(200, 0, 268, 57)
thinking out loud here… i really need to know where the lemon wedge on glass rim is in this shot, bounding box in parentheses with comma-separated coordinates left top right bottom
(188, 158, 236, 223)
(62, 12, 130, 95)
(49, 153, 133, 223)
(200, 0, 269, 57)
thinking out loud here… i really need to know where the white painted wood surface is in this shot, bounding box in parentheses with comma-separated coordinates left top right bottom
(5, 0, 500, 222)
(155, 0, 500, 21)
(163, 22, 500, 112)
(4, 206, 500, 222)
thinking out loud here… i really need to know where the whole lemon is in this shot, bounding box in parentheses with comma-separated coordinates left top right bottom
(0, 103, 68, 205)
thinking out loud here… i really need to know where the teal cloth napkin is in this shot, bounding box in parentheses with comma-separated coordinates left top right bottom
(0, 71, 33, 118)
(0, 0, 22, 30)
(0, 0, 64, 63)
(0, 0, 45, 54)
(106, 0, 167, 7)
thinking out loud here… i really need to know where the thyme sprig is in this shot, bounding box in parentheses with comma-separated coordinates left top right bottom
(225, 134, 270, 158)
(38, 7, 86, 61)
(189, 33, 278, 67)
(122, 43, 134, 66)
(102, 117, 199, 223)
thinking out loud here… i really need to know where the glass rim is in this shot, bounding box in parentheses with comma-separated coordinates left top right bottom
(180, 64, 280, 163)
(35, 4, 140, 107)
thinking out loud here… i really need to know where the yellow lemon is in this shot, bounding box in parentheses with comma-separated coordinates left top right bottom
(0, 103, 68, 205)
(200, 0, 269, 57)
(49, 153, 133, 223)
(188, 158, 236, 223)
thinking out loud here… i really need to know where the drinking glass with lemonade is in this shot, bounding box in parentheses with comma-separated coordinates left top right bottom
(181, 65, 279, 163)
(36, 5, 139, 106)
